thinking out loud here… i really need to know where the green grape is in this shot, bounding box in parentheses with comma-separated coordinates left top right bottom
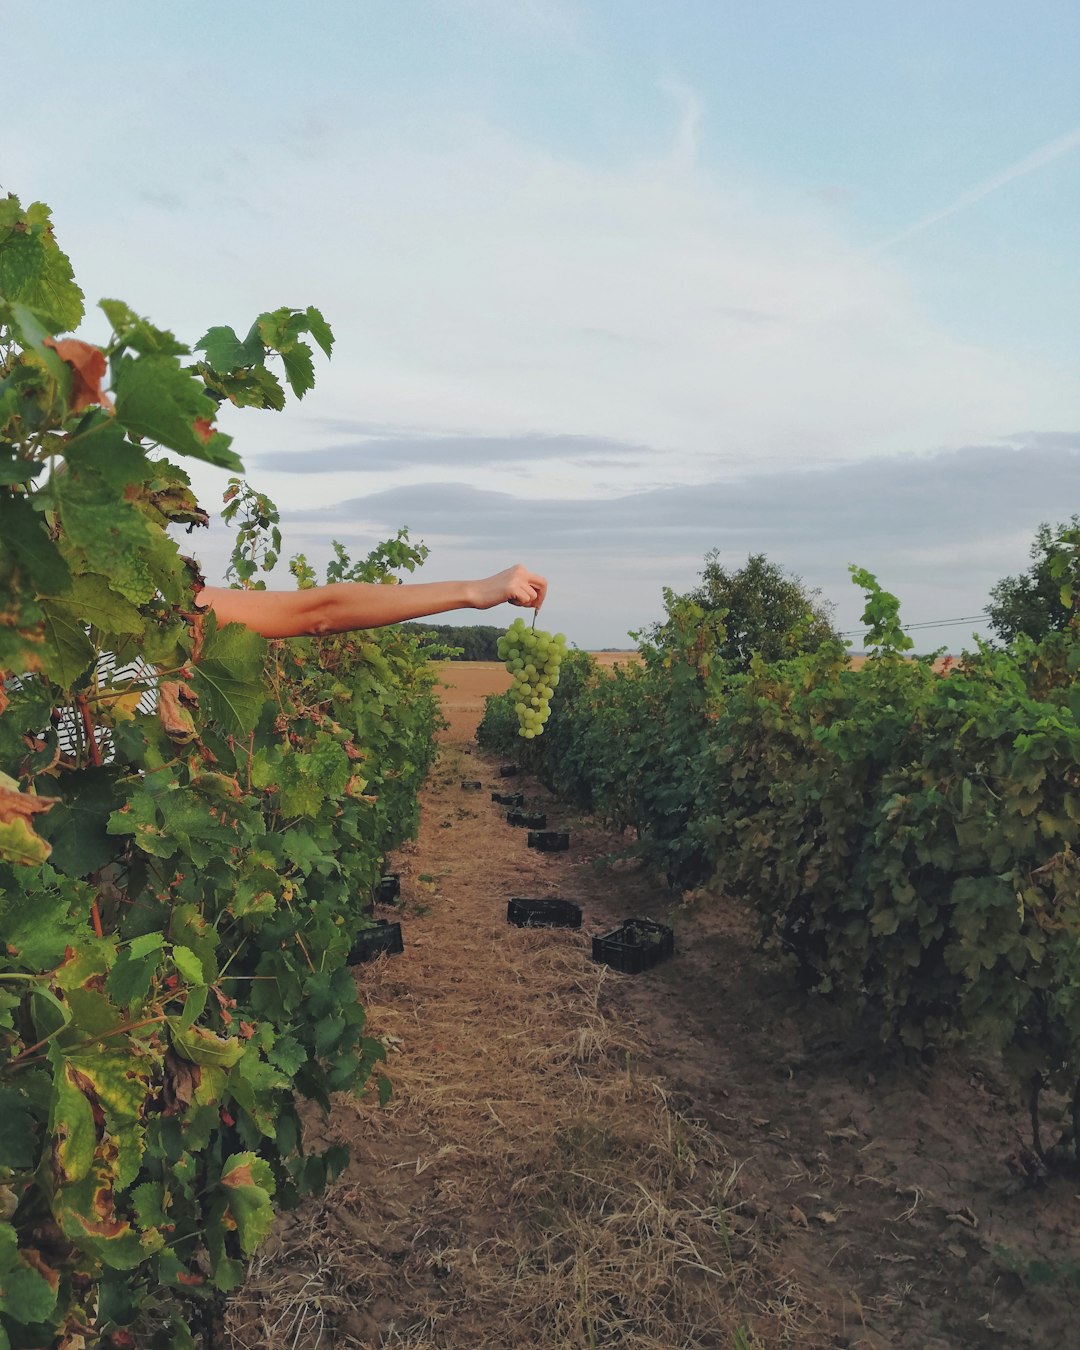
(501, 615, 565, 739)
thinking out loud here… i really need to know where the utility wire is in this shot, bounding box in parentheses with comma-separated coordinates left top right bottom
(839, 610, 990, 638)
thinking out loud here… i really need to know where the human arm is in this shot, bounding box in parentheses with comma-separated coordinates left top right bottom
(194, 564, 547, 639)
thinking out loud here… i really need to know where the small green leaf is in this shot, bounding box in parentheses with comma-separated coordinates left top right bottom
(171, 944, 204, 985)
(279, 342, 315, 399)
(305, 306, 334, 358)
(195, 324, 264, 371)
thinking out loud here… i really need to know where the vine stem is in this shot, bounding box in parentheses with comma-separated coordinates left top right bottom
(75, 692, 105, 938)
(1029, 1072, 1047, 1163)
(10, 1013, 169, 1069)
(1072, 1073, 1080, 1165)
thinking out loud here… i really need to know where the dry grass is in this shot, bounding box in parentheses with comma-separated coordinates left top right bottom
(225, 750, 824, 1349)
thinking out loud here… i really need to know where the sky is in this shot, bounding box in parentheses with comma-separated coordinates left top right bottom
(5, 0, 1080, 648)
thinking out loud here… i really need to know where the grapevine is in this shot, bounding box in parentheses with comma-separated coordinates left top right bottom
(0, 192, 441, 1347)
(480, 565, 1080, 1163)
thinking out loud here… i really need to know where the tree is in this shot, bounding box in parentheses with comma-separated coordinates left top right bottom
(987, 516, 1080, 645)
(655, 551, 841, 671)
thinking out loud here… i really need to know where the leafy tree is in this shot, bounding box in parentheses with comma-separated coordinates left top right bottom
(398, 622, 505, 660)
(655, 551, 841, 671)
(987, 516, 1080, 644)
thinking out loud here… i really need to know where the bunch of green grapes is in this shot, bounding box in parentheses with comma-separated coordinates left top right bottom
(497, 616, 567, 738)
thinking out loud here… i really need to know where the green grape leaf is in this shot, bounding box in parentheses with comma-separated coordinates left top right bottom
(219, 1153, 275, 1255)
(305, 306, 334, 358)
(176, 983, 207, 1034)
(195, 324, 265, 372)
(0, 1223, 17, 1273)
(38, 765, 124, 877)
(0, 1232, 59, 1325)
(279, 342, 315, 399)
(53, 426, 161, 605)
(200, 363, 286, 411)
(268, 1035, 307, 1076)
(0, 1088, 37, 1170)
(0, 203, 84, 333)
(130, 1181, 169, 1230)
(0, 816, 52, 867)
(99, 299, 188, 356)
(55, 1164, 163, 1268)
(168, 903, 220, 985)
(47, 1044, 97, 1186)
(106, 935, 164, 1007)
(64, 1045, 153, 1189)
(0, 880, 87, 968)
(0, 494, 71, 595)
(1, 301, 72, 395)
(113, 353, 242, 470)
(35, 598, 96, 688)
(0, 450, 45, 486)
(171, 944, 204, 986)
(190, 621, 268, 735)
(58, 572, 147, 640)
(206, 1214, 246, 1293)
(168, 1021, 245, 1069)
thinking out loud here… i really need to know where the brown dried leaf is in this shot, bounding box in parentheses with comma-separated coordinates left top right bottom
(43, 337, 114, 412)
(158, 681, 198, 745)
(161, 1048, 201, 1117)
(0, 772, 59, 824)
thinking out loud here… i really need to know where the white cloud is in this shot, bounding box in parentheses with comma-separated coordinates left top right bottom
(11, 82, 1076, 520)
(220, 112, 1073, 494)
(184, 436, 1080, 650)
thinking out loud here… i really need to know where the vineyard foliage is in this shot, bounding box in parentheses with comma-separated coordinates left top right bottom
(0, 195, 440, 1346)
(480, 566, 1080, 1150)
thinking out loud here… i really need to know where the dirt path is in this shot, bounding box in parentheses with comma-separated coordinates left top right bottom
(228, 678, 1080, 1350)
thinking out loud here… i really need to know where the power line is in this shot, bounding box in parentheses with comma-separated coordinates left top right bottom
(839, 611, 990, 638)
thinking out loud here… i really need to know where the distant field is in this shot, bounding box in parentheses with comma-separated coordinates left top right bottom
(434, 652, 642, 740)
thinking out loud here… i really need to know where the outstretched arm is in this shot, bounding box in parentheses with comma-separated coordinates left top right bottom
(195, 564, 547, 639)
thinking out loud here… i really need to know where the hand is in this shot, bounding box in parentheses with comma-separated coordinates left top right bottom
(470, 564, 547, 613)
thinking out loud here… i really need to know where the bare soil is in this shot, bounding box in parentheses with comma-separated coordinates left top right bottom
(227, 663, 1080, 1350)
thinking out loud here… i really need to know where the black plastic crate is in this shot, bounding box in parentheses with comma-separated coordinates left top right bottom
(460, 779, 482, 789)
(491, 790, 525, 807)
(528, 830, 570, 852)
(507, 810, 547, 829)
(592, 919, 674, 974)
(507, 897, 582, 929)
(498, 765, 520, 778)
(347, 920, 404, 964)
(375, 873, 400, 904)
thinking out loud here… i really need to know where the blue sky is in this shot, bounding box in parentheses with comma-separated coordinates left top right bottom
(6, 0, 1080, 646)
